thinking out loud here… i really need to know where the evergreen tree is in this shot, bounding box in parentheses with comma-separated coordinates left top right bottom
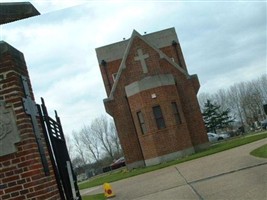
(202, 100, 234, 133)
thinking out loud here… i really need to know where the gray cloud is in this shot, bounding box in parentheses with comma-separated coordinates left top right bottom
(2, 1, 266, 135)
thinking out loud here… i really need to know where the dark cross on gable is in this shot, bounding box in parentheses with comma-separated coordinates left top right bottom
(21, 76, 50, 175)
(134, 49, 149, 73)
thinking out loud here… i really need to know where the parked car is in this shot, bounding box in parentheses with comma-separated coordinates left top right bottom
(207, 133, 220, 142)
(261, 120, 267, 130)
(207, 132, 229, 142)
(218, 132, 230, 139)
(110, 157, 126, 170)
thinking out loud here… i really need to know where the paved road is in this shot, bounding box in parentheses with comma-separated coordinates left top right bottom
(80, 138, 267, 200)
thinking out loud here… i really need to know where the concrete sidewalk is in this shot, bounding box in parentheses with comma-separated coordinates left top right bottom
(80, 138, 267, 200)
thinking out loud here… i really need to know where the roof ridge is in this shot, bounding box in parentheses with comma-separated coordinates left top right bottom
(108, 29, 141, 99)
(106, 29, 188, 100)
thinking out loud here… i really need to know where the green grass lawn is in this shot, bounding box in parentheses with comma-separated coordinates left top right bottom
(250, 144, 267, 158)
(79, 131, 267, 191)
(82, 193, 105, 200)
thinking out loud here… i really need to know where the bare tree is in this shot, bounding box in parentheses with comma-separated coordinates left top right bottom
(68, 115, 122, 165)
(254, 75, 267, 120)
(65, 134, 74, 160)
(213, 89, 230, 112)
(79, 125, 101, 163)
(257, 74, 267, 102)
(228, 84, 244, 125)
(196, 75, 266, 132)
(246, 80, 265, 121)
(236, 81, 263, 125)
(109, 121, 122, 158)
(72, 131, 88, 165)
(71, 156, 86, 170)
(90, 116, 119, 160)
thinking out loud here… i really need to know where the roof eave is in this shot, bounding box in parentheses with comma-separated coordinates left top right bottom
(0, 2, 40, 25)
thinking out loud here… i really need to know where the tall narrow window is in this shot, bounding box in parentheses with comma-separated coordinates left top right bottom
(153, 106, 166, 129)
(172, 102, 182, 124)
(137, 111, 147, 134)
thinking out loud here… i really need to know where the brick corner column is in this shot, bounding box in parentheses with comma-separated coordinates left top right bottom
(0, 41, 61, 200)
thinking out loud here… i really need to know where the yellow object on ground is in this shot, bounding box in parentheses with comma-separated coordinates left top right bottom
(103, 182, 116, 198)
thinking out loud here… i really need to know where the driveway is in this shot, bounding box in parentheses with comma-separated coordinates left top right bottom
(80, 138, 267, 200)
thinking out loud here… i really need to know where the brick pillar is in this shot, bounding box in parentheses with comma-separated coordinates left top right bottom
(0, 41, 60, 199)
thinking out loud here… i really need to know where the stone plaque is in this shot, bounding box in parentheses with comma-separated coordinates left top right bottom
(0, 101, 21, 156)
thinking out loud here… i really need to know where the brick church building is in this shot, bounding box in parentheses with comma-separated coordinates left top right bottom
(96, 28, 209, 169)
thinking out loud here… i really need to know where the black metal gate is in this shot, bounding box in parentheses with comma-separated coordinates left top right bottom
(38, 98, 81, 200)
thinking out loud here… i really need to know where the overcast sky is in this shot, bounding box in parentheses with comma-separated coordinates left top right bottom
(1, 0, 266, 136)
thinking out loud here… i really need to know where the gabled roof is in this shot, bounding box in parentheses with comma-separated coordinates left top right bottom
(106, 29, 189, 100)
(96, 27, 179, 64)
(0, 2, 40, 25)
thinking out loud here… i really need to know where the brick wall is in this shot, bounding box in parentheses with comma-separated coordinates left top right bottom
(100, 59, 121, 96)
(99, 29, 208, 167)
(105, 93, 145, 165)
(159, 58, 208, 147)
(159, 43, 188, 72)
(128, 85, 194, 159)
(0, 42, 60, 199)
